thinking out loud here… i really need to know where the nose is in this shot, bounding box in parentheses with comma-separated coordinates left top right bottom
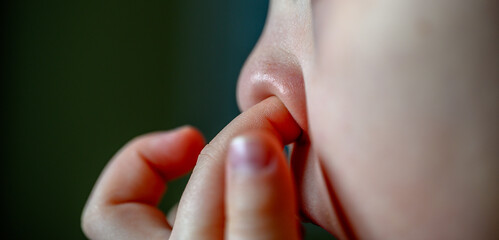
(236, 1, 312, 131)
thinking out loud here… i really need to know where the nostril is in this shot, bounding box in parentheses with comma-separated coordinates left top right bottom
(236, 48, 308, 131)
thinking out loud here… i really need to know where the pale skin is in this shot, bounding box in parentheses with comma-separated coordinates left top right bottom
(82, 0, 499, 239)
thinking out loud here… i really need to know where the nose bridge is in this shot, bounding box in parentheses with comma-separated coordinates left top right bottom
(236, 15, 308, 130)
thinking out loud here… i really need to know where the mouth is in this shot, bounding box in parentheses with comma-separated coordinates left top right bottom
(269, 102, 352, 240)
(289, 136, 353, 240)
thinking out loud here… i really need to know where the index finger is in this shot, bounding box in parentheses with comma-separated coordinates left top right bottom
(82, 126, 205, 240)
(170, 96, 302, 240)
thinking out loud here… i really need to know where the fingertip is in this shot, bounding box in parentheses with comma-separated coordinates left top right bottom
(225, 130, 300, 239)
(225, 130, 293, 204)
(140, 125, 206, 181)
(154, 125, 205, 148)
(226, 132, 278, 173)
(176, 125, 206, 150)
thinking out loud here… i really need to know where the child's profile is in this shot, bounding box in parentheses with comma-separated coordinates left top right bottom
(82, 0, 499, 239)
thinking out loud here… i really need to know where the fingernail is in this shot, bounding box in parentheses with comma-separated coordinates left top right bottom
(227, 135, 272, 172)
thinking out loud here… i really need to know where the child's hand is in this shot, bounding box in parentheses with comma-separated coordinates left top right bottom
(82, 96, 303, 240)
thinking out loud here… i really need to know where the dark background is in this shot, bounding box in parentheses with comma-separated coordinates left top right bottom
(2, 0, 331, 238)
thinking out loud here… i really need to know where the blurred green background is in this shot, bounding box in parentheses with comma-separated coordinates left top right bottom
(2, 0, 331, 239)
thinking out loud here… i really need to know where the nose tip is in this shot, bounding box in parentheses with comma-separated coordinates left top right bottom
(236, 46, 307, 131)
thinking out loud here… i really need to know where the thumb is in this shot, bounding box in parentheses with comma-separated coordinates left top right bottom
(225, 131, 301, 240)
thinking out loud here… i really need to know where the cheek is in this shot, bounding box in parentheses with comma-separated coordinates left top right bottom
(307, 1, 499, 238)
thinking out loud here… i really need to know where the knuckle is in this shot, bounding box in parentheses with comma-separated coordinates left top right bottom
(196, 143, 222, 166)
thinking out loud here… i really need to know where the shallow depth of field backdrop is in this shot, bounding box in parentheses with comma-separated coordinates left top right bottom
(2, 0, 331, 239)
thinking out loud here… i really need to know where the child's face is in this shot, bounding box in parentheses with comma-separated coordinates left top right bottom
(237, 0, 498, 239)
